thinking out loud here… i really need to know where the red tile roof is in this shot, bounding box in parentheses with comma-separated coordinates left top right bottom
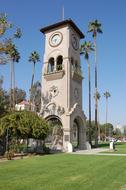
(18, 100, 30, 105)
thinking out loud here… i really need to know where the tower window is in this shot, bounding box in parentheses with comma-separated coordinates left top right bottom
(56, 55, 63, 71)
(48, 57, 54, 73)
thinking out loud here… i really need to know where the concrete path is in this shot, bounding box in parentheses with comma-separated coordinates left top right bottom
(70, 148, 126, 156)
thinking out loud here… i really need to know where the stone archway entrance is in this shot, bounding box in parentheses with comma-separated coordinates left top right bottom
(72, 119, 79, 148)
(71, 117, 85, 150)
(45, 116, 63, 150)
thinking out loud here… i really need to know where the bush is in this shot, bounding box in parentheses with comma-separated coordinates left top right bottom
(5, 150, 14, 160)
(43, 145, 50, 154)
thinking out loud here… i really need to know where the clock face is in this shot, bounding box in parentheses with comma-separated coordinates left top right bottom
(49, 32, 63, 47)
(71, 34, 79, 50)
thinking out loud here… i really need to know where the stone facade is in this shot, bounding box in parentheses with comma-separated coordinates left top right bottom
(40, 19, 87, 151)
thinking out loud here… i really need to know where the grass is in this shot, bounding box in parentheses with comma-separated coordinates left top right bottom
(99, 142, 126, 154)
(0, 154, 126, 190)
(115, 142, 126, 148)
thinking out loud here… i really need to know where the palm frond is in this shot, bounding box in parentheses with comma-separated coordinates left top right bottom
(14, 28, 22, 38)
(104, 91, 111, 98)
(88, 19, 102, 36)
(28, 51, 40, 64)
(80, 40, 94, 60)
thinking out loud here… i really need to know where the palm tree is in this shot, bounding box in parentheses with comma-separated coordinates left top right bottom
(80, 41, 94, 145)
(0, 42, 7, 65)
(5, 42, 20, 109)
(0, 75, 3, 88)
(13, 28, 22, 39)
(28, 51, 40, 106)
(11, 47, 20, 109)
(94, 91, 101, 141)
(104, 91, 111, 141)
(30, 81, 41, 112)
(0, 13, 12, 36)
(88, 19, 102, 146)
(0, 14, 11, 65)
(1, 25, 21, 110)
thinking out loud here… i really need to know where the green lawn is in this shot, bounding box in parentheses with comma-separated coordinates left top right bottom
(99, 142, 126, 154)
(0, 154, 126, 190)
(115, 142, 126, 148)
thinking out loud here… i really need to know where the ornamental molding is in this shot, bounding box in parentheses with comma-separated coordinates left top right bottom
(40, 102, 65, 117)
(49, 86, 59, 97)
(44, 70, 65, 81)
(41, 91, 65, 117)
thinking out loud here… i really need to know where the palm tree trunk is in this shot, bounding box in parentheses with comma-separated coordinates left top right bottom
(30, 62, 35, 110)
(97, 104, 100, 141)
(12, 61, 15, 109)
(87, 60, 92, 146)
(31, 62, 35, 91)
(10, 61, 13, 110)
(6, 128, 9, 152)
(94, 36, 98, 147)
(105, 98, 108, 141)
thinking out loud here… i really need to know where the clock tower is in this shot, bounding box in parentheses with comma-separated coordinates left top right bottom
(40, 19, 87, 151)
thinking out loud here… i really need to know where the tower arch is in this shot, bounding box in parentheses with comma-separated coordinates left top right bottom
(48, 57, 54, 73)
(56, 55, 63, 71)
(71, 116, 85, 150)
(45, 115, 63, 150)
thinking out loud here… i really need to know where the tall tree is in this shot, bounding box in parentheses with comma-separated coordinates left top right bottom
(104, 91, 111, 140)
(94, 91, 101, 141)
(0, 13, 12, 37)
(0, 77, 8, 116)
(88, 19, 102, 146)
(28, 51, 40, 105)
(9, 87, 26, 104)
(0, 75, 3, 89)
(80, 41, 94, 145)
(0, 13, 21, 65)
(5, 42, 20, 109)
(0, 13, 12, 65)
(30, 81, 41, 112)
(0, 88, 9, 117)
(0, 13, 22, 109)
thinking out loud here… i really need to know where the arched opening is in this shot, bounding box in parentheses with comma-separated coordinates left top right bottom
(56, 55, 63, 71)
(71, 116, 85, 150)
(72, 119, 79, 148)
(45, 116, 63, 150)
(48, 57, 54, 73)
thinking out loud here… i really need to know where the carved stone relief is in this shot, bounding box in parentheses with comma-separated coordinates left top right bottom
(40, 90, 65, 117)
(49, 86, 59, 97)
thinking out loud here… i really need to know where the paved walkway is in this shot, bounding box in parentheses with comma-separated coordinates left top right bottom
(70, 148, 126, 156)
(1, 149, 126, 162)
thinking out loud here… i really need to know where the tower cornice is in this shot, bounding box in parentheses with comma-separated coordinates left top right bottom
(40, 19, 85, 39)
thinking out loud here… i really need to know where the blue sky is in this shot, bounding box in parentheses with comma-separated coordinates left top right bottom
(0, 0, 126, 127)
